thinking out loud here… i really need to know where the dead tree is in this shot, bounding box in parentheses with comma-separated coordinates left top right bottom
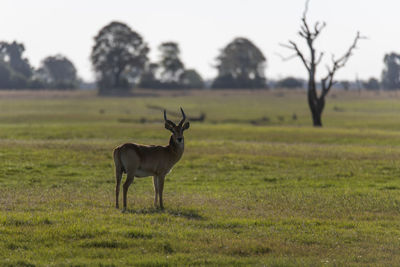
(282, 0, 363, 127)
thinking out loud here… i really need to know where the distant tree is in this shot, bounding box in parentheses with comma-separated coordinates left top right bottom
(0, 62, 30, 89)
(276, 77, 303, 89)
(0, 62, 12, 89)
(282, 0, 363, 126)
(10, 72, 28, 89)
(38, 55, 78, 89)
(212, 37, 266, 89)
(363, 77, 380, 90)
(91, 21, 149, 93)
(179, 69, 204, 89)
(28, 78, 47, 90)
(138, 63, 161, 88)
(381, 53, 400, 90)
(0, 41, 33, 89)
(158, 42, 185, 84)
(139, 42, 203, 90)
(0, 41, 32, 78)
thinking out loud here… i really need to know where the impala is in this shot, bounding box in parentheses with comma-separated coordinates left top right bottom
(113, 108, 190, 211)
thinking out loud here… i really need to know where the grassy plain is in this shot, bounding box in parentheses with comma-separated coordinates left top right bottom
(1, 89, 400, 266)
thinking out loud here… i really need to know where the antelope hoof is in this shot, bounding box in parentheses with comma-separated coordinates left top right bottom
(122, 207, 127, 213)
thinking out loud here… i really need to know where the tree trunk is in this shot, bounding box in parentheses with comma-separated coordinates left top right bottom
(114, 68, 123, 89)
(307, 76, 324, 127)
(311, 107, 322, 127)
(308, 98, 322, 127)
(114, 72, 121, 88)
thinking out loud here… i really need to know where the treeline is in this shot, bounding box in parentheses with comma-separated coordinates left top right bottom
(90, 22, 267, 93)
(0, 41, 79, 89)
(1, 21, 400, 91)
(270, 77, 380, 91)
(271, 76, 389, 91)
(264, 53, 400, 91)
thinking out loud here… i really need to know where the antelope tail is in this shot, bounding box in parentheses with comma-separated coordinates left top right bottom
(113, 147, 125, 173)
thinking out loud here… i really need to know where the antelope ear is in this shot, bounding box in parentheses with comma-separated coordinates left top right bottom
(182, 122, 190, 131)
(165, 122, 174, 131)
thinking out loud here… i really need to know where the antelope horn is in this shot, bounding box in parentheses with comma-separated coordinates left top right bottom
(179, 107, 186, 126)
(164, 110, 175, 126)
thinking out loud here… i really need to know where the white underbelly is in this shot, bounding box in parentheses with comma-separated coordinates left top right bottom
(134, 169, 154, 178)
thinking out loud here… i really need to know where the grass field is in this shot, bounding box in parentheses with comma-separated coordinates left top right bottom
(1, 89, 400, 266)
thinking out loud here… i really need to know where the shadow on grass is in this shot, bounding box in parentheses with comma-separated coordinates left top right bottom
(125, 207, 204, 220)
(80, 239, 128, 249)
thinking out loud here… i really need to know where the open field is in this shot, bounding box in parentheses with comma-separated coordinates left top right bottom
(1, 89, 400, 266)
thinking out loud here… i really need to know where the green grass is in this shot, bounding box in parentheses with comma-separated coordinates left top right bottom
(1, 89, 400, 265)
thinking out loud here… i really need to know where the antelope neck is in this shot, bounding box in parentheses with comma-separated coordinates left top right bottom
(168, 135, 184, 157)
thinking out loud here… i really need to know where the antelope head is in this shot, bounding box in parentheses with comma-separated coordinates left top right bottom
(164, 107, 190, 145)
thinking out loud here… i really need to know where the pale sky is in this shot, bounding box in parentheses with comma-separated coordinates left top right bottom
(0, 0, 397, 82)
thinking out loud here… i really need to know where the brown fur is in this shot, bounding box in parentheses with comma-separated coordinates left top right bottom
(113, 109, 189, 211)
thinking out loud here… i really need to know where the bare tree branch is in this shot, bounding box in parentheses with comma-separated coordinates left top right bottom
(279, 43, 295, 50)
(316, 52, 324, 66)
(288, 41, 311, 72)
(313, 22, 326, 37)
(279, 42, 311, 68)
(274, 52, 298, 61)
(320, 31, 364, 97)
(300, 24, 309, 37)
(334, 31, 363, 67)
(298, 31, 307, 39)
(303, 0, 310, 19)
(301, 18, 311, 37)
(280, 0, 364, 127)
